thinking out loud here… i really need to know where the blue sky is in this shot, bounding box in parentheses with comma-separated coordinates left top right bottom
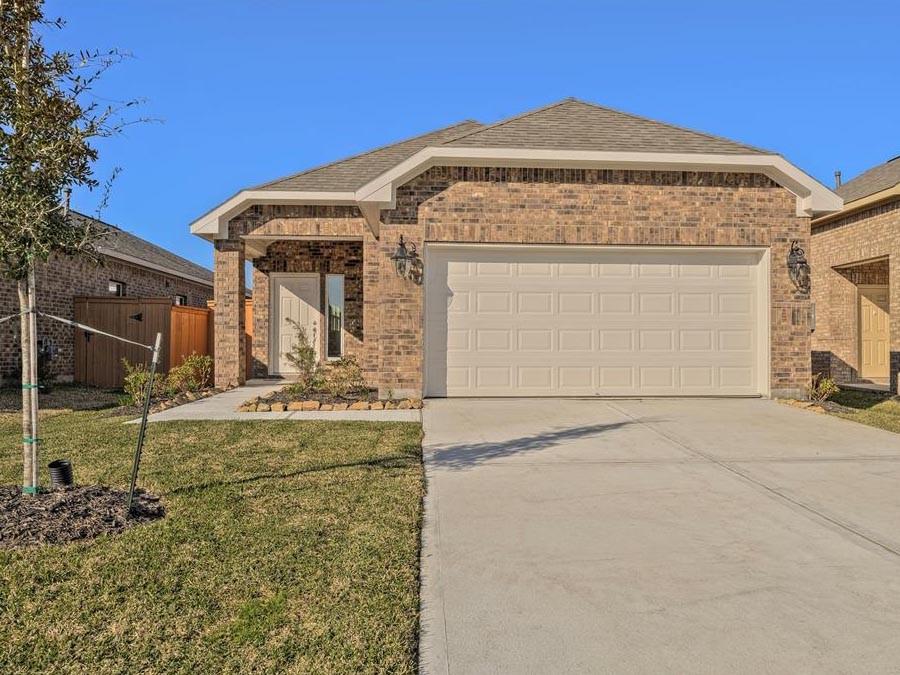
(44, 0, 899, 272)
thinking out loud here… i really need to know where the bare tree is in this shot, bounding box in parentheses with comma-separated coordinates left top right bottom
(0, 0, 144, 493)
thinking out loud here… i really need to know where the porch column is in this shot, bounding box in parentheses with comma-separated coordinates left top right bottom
(214, 239, 246, 388)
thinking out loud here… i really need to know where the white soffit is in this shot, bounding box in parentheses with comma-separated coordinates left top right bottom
(190, 149, 842, 240)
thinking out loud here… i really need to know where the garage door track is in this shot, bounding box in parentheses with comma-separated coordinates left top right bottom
(420, 398, 900, 674)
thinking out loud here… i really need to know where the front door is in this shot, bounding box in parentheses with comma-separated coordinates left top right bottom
(859, 285, 889, 380)
(271, 274, 320, 375)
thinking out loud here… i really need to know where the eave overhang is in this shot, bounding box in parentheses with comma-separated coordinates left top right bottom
(190, 148, 842, 241)
(812, 183, 900, 229)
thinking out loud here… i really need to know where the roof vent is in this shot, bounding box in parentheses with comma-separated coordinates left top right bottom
(834, 170, 842, 189)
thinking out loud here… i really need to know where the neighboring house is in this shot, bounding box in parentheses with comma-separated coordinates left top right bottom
(191, 98, 841, 398)
(0, 211, 214, 384)
(811, 156, 900, 392)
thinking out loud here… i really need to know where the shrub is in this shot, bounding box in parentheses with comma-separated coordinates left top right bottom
(122, 358, 167, 406)
(807, 373, 839, 403)
(167, 352, 213, 394)
(284, 319, 323, 396)
(322, 356, 369, 399)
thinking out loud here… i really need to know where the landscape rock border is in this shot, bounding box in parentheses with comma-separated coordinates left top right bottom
(237, 397, 423, 413)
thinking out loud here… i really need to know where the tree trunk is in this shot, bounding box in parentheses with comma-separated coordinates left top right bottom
(18, 277, 34, 492)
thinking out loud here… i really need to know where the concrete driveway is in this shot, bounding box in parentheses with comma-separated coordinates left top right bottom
(420, 399, 900, 674)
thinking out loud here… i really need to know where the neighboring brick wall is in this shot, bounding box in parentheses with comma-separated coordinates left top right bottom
(0, 254, 212, 385)
(219, 168, 812, 398)
(251, 241, 365, 378)
(811, 198, 900, 388)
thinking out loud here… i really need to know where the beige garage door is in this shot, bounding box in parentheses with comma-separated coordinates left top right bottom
(424, 245, 767, 397)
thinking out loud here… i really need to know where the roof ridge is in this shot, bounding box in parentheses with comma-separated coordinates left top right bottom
(252, 120, 482, 191)
(440, 98, 576, 145)
(567, 97, 773, 155)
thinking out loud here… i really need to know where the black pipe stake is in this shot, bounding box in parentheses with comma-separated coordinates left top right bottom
(127, 332, 162, 514)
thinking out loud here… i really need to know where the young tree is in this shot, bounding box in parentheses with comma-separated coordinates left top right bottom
(0, 0, 142, 493)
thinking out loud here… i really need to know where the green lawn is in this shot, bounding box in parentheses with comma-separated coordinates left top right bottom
(827, 389, 900, 434)
(0, 403, 423, 673)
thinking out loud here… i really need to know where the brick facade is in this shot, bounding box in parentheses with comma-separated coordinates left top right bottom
(811, 198, 900, 390)
(0, 254, 212, 385)
(219, 168, 812, 397)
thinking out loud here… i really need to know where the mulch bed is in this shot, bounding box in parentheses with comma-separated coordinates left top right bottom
(0, 485, 165, 549)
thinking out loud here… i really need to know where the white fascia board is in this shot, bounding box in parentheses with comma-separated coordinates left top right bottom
(98, 248, 213, 287)
(355, 147, 843, 217)
(190, 189, 357, 240)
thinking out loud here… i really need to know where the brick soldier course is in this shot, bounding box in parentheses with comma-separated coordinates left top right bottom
(194, 98, 841, 397)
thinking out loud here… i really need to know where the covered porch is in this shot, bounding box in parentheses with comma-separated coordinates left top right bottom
(812, 256, 893, 392)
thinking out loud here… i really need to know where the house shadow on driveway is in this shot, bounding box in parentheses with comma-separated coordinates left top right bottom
(425, 418, 648, 470)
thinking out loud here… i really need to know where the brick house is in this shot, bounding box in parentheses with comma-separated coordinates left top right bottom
(192, 98, 841, 398)
(1, 211, 213, 384)
(811, 156, 900, 392)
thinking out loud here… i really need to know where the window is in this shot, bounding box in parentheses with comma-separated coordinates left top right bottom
(108, 280, 126, 297)
(174, 294, 187, 306)
(326, 274, 344, 359)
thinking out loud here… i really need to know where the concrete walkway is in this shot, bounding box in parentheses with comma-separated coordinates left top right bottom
(421, 398, 900, 674)
(139, 380, 421, 422)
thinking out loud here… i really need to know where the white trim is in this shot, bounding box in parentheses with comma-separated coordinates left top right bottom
(355, 148, 842, 218)
(191, 148, 842, 242)
(423, 242, 771, 398)
(98, 247, 213, 287)
(268, 272, 321, 376)
(191, 190, 357, 240)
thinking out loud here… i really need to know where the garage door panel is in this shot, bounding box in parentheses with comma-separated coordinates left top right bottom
(426, 246, 764, 397)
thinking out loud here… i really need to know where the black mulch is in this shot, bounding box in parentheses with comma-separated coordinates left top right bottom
(0, 485, 165, 549)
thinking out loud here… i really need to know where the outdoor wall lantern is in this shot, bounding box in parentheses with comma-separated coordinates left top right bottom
(787, 240, 811, 294)
(390, 235, 423, 284)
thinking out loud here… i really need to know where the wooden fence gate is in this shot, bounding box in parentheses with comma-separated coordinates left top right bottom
(74, 297, 212, 389)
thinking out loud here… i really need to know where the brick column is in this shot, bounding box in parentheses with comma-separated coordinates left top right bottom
(214, 239, 245, 388)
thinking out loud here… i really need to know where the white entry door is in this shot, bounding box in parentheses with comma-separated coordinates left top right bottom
(271, 274, 320, 375)
(425, 245, 767, 397)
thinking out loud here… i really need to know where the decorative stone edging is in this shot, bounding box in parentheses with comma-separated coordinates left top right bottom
(148, 388, 222, 415)
(237, 398, 423, 413)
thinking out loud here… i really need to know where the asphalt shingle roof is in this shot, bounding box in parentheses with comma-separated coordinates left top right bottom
(446, 99, 770, 154)
(255, 98, 771, 194)
(72, 211, 213, 284)
(837, 155, 900, 203)
(255, 121, 483, 192)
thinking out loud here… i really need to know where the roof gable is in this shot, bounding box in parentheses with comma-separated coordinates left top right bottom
(256, 121, 483, 192)
(837, 155, 900, 203)
(445, 98, 769, 155)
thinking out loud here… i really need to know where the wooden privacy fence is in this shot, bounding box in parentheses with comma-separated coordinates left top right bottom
(74, 297, 212, 389)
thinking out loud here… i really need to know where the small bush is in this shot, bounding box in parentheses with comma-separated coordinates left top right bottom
(167, 352, 213, 394)
(284, 320, 323, 396)
(122, 359, 166, 406)
(807, 373, 839, 403)
(322, 356, 369, 399)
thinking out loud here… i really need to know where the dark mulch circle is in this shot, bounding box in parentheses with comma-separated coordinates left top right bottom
(0, 485, 165, 550)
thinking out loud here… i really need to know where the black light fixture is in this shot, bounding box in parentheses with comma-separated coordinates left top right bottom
(390, 235, 423, 284)
(787, 240, 810, 295)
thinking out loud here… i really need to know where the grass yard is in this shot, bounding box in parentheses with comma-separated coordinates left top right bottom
(0, 400, 423, 673)
(827, 389, 900, 434)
